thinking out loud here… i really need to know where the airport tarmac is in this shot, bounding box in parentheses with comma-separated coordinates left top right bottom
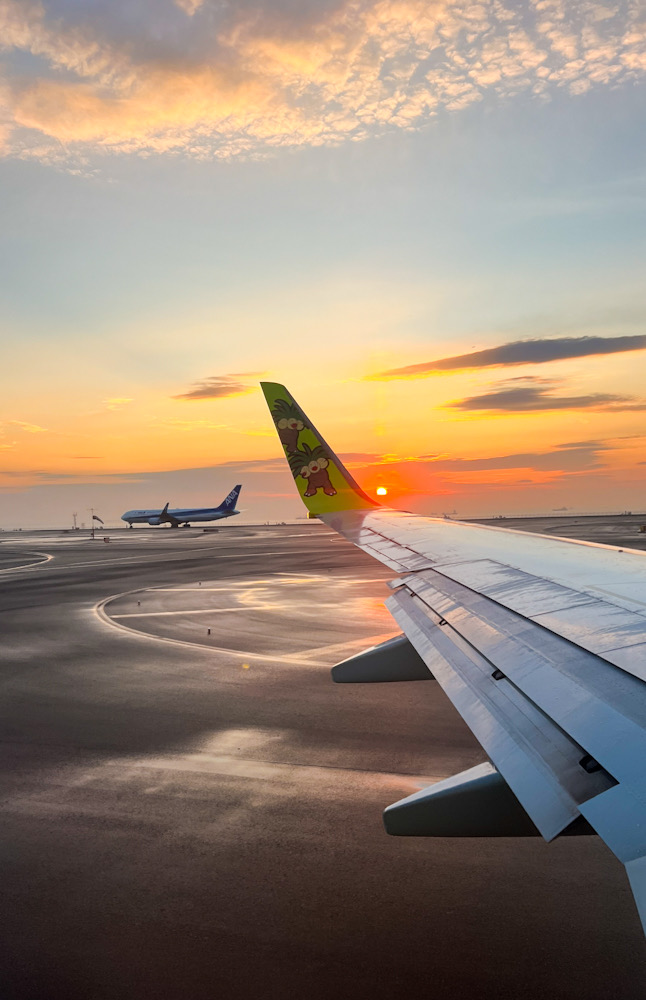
(1, 519, 645, 999)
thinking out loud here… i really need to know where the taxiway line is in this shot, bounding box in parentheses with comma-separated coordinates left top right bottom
(112, 607, 251, 618)
(0, 551, 53, 574)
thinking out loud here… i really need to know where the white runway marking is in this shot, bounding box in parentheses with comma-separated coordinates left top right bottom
(0, 551, 53, 574)
(152, 579, 309, 591)
(152, 587, 251, 592)
(215, 549, 336, 559)
(112, 607, 252, 618)
(275, 532, 335, 538)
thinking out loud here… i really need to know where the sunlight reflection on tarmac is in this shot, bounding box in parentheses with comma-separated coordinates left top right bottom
(101, 573, 398, 662)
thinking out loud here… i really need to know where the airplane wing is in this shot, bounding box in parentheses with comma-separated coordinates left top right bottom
(261, 381, 646, 935)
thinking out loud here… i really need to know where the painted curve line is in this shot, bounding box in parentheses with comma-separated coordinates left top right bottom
(93, 588, 331, 665)
(0, 550, 53, 574)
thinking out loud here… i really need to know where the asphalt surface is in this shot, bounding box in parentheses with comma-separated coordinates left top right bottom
(473, 511, 646, 549)
(1, 520, 645, 1000)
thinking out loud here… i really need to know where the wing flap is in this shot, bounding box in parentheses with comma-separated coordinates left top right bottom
(397, 569, 646, 778)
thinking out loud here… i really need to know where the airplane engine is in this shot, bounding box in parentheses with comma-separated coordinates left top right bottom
(147, 516, 163, 526)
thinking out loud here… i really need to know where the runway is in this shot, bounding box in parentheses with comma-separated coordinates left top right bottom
(0, 520, 644, 999)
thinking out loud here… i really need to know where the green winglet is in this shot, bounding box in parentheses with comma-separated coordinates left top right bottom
(260, 382, 380, 516)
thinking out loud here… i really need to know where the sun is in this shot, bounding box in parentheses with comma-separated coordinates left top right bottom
(376, 487, 388, 496)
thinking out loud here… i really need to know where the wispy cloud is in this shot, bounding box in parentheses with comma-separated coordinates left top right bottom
(369, 335, 646, 380)
(5, 420, 48, 433)
(172, 372, 260, 400)
(104, 397, 134, 411)
(417, 440, 610, 472)
(0, 419, 47, 450)
(159, 418, 229, 430)
(175, 0, 205, 14)
(447, 376, 646, 413)
(1, 1, 644, 163)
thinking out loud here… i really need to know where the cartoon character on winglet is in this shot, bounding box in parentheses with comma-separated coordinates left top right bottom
(288, 443, 337, 497)
(270, 397, 306, 453)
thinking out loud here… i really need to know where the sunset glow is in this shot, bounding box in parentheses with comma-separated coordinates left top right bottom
(1, 1, 645, 526)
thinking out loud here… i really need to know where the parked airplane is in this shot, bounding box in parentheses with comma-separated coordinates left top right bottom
(121, 485, 242, 528)
(261, 381, 646, 936)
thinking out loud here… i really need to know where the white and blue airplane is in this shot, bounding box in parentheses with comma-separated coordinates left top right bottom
(121, 485, 242, 528)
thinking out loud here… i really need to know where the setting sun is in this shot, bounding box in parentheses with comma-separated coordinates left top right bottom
(376, 487, 388, 496)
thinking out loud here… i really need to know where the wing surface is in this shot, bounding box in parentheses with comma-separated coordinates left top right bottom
(261, 382, 646, 934)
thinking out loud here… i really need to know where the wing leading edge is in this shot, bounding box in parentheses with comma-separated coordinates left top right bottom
(260, 381, 646, 935)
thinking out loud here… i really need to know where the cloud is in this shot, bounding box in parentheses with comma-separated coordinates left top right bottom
(192, 442, 611, 475)
(0, 468, 145, 489)
(104, 397, 134, 410)
(369, 335, 646, 380)
(447, 376, 646, 413)
(6, 420, 48, 433)
(175, 0, 205, 14)
(159, 419, 229, 430)
(172, 372, 260, 400)
(417, 440, 609, 472)
(0, 419, 47, 450)
(1, 1, 645, 163)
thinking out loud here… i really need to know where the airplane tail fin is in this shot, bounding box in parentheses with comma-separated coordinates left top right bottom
(217, 484, 242, 512)
(260, 382, 379, 516)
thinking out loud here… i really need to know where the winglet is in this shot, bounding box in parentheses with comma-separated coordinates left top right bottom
(260, 382, 379, 515)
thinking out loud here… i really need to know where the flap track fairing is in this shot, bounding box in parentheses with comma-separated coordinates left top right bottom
(331, 633, 434, 683)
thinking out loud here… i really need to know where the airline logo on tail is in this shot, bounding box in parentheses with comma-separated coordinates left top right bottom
(219, 484, 242, 510)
